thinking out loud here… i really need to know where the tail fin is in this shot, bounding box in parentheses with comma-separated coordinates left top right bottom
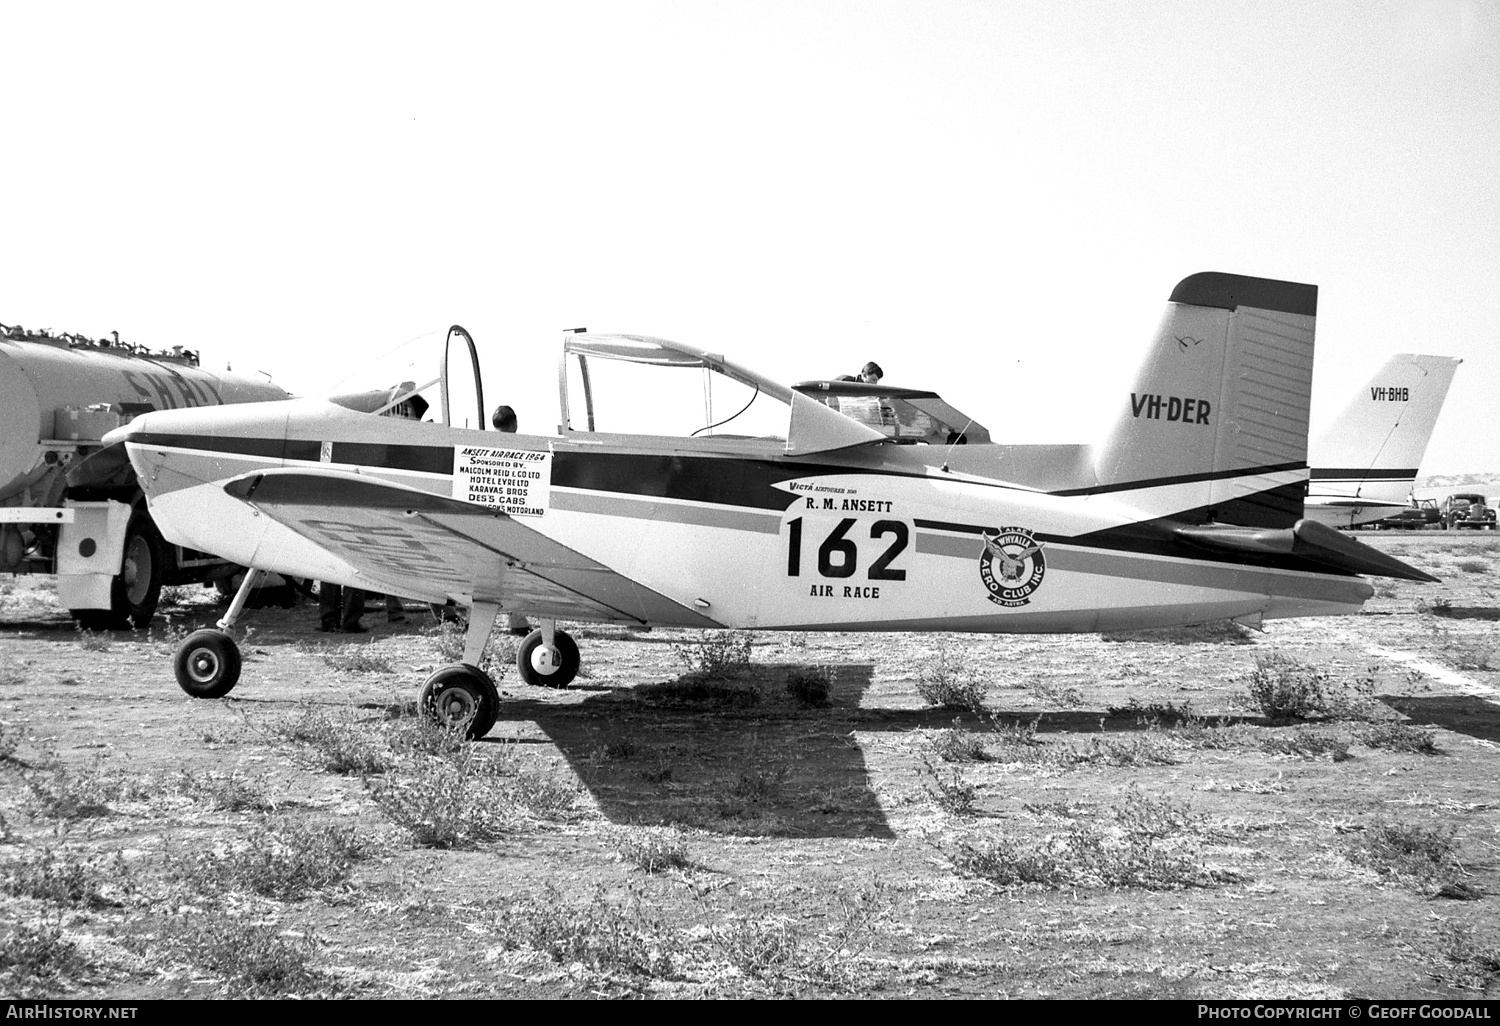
(1092, 272, 1317, 527)
(1308, 354, 1460, 510)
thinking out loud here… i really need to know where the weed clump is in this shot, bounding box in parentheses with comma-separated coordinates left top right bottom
(673, 632, 754, 679)
(1356, 722, 1441, 755)
(368, 744, 574, 848)
(915, 645, 987, 713)
(0, 917, 91, 992)
(24, 762, 137, 820)
(919, 755, 977, 816)
(784, 667, 832, 708)
(1241, 653, 1334, 721)
(1, 847, 132, 908)
(277, 707, 395, 775)
(1348, 821, 1466, 891)
(700, 888, 888, 991)
(1258, 727, 1352, 761)
(634, 679, 761, 709)
(1432, 924, 1500, 992)
(946, 790, 1232, 890)
(928, 720, 989, 763)
(74, 630, 111, 653)
(176, 769, 276, 812)
(615, 826, 689, 873)
(178, 819, 367, 900)
(490, 884, 679, 984)
(988, 717, 1052, 762)
(1068, 733, 1179, 767)
(160, 915, 330, 997)
(319, 645, 396, 675)
(0, 660, 33, 688)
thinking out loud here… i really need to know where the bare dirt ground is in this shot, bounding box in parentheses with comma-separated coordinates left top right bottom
(3, 531, 1500, 999)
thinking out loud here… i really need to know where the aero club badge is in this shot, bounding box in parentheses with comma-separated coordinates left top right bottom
(979, 527, 1046, 607)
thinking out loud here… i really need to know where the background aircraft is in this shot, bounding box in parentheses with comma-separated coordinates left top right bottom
(110, 272, 1432, 738)
(1305, 354, 1462, 529)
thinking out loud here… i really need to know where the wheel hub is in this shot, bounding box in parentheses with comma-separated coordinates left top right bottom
(436, 687, 476, 724)
(122, 538, 151, 604)
(529, 645, 562, 676)
(188, 649, 220, 683)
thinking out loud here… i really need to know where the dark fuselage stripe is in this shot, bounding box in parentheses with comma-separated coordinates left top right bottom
(1048, 460, 1305, 497)
(1309, 468, 1418, 481)
(136, 433, 1302, 515)
(132, 433, 455, 475)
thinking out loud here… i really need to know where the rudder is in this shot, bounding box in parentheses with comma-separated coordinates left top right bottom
(1092, 272, 1318, 528)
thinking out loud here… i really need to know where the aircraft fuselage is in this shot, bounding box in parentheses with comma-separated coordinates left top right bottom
(118, 399, 1372, 635)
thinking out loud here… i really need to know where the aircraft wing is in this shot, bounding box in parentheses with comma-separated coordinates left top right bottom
(221, 468, 721, 627)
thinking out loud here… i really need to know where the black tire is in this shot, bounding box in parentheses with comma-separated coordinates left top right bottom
(115, 512, 164, 629)
(515, 628, 580, 689)
(419, 664, 500, 739)
(173, 629, 242, 698)
(67, 512, 165, 631)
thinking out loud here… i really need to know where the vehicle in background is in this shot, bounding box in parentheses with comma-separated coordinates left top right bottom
(1439, 493, 1496, 530)
(1, 324, 288, 627)
(1373, 498, 1441, 530)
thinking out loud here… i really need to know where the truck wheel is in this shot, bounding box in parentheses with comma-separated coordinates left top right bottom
(113, 513, 164, 629)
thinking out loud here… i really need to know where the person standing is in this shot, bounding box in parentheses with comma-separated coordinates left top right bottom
(319, 582, 366, 633)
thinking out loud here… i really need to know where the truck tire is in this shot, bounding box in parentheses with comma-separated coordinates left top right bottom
(106, 512, 165, 629)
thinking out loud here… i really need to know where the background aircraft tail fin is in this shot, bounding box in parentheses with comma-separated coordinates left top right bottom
(1308, 354, 1461, 506)
(1092, 272, 1317, 527)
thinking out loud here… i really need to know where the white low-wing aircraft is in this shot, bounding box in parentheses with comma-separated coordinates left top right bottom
(110, 272, 1434, 738)
(1304, 354, 1462, 529)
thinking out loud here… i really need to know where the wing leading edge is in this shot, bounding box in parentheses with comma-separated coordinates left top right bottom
(222, 468, 721, 627)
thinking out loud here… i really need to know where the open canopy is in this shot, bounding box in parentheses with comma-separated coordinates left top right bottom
(559, 333, 988, 454)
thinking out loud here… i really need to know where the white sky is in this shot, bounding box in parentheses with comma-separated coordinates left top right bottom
(4, 0, 1497, 473)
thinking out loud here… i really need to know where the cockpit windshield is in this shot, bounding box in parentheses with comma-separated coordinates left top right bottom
(790, 381, 990, 445)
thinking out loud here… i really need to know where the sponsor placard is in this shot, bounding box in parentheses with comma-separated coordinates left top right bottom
(454, 446, 551, 517)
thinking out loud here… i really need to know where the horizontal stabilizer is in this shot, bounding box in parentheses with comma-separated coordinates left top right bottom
(1175, 518, 1438, 583)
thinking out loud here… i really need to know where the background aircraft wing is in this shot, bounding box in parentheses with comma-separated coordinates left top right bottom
(222, 468, 720, 626)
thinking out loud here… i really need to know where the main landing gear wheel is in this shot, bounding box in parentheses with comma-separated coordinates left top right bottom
(173, 629, 242, 698)
(420, 664, 500, 739)
(516, 628, 580, 689)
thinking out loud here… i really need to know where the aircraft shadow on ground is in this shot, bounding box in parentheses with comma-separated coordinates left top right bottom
(1431, 607, 1500, 622)
(488, 662, 1243, 841)
(1380, 694, 1500, 744)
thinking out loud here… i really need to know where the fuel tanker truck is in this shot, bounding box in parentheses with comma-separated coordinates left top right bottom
(1, 324, 289, 627)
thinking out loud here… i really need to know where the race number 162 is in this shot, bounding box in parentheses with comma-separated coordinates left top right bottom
(785, 517, 908, 580)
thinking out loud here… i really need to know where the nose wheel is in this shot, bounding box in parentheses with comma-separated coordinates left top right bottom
(516, 628, 580, 688)
(173, 629, 243, 698)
